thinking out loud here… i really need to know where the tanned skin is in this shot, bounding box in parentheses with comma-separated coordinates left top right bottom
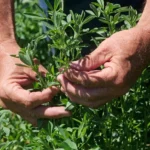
(0, 0, 70, 126)
(58, 0, 150, 108)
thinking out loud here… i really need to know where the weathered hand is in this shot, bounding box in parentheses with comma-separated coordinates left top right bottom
(0, 40, 70, 125)
(58, 27, 150, 108)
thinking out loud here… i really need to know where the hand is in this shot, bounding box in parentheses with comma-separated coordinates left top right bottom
(58, 27, 150, 108)
(0, 40, 70, 125)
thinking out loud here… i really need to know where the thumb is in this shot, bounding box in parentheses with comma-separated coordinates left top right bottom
(70, 44, 112, 71)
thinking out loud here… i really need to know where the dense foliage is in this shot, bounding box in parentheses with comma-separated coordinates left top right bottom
(0, 0, 150, 149)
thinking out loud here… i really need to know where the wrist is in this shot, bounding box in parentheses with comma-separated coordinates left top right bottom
(0, 35, 16, 44)
(0, 20, 15, 43)
(132, 26, 150, 68)
(0, 31, 15, 43)
(136, 22, 150, 36)
(0, 39, 20, 55)
(136, 0, 150, 35)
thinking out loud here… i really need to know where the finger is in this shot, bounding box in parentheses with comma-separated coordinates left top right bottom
(63, 66, 116, 88)
(23, 67, 37, 81)
(33, 58, 47, 76)
(21, 106, 71, 126)
(32, 106, 71, 119)
(70, 42, 112, 71)
(0, 98, 37, 126)
(24, 61, 47, 80)
(58, 75, 114, 100)
(15, 75, 35, 88)
(8, 84, 59, 109)
(27, 87, 59, 108)
(38, 65, 47, 76)
(65, 93, 110, 108)
(33, 58, 40, 65)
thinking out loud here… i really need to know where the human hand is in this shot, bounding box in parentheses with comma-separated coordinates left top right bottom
(58, 27, 150, 108)
(0, 40, 70, 125)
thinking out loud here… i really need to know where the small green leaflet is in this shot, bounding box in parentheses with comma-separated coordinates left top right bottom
(19, 50, 33, 66)
(65, 102, 75, 111)
(47, 82, 60, 87)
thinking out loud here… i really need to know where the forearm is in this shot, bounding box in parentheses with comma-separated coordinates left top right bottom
(137, 0, 150, 30)
(0, 0, 15, 42)
(134, 0, 150, 69)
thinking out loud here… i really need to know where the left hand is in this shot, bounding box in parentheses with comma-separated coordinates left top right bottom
(0, 40, 70, 125)
(57, 27, 150, 108)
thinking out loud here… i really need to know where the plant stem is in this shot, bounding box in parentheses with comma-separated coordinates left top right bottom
(61, 0, 64, 11)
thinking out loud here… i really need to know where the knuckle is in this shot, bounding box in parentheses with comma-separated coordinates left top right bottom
(1, 83, 10, 97)
(42, 93, 50, 101)
(112, 68, 128, 88)
(114, 77, 126, 88)
(80, 55, 93, 71)
(65, 69, 74, 78)
(24, 99, 33, 109)
(80, 91, 90, 99)
(82, 80, 90, 87)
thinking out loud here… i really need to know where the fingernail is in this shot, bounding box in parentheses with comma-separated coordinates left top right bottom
(65, 93, 69, 97)
(57, 74, 63, 82)
(70, 61, 79, 69)
(51, 86, 59, 93)
(61, 87, 66, 93)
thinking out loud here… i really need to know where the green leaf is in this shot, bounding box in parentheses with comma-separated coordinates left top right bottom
(53, 57, 67, 65)
(35, 4, 47, 18)
(82, 15, 95, 25)
(67, 14, 72, 23)
(54, 0, 61, 11)
(58, 127, 68, 139)
(70, 10, 75, 21)
(114, 13, 120, 24)
(64, 139, 78, 150)
(66, 50, 70, 57)
(47, 82, 60, 87)
(61, 98, 68, 105)
(24, 13, 48, 20)
(19, 51, 33, 66)
(86, 10, 95, 16)
(45, 0, 53, 10)
(50, 65, 55, 75)
(83, 28, 90, 32)
(3, 127, 10, 136)
(61, 20, 67, 26)
(98, 18, 109, 24)
(42, 21, 54, 29)
(114, 7, 129, 13)
(90, 4, 98, 16)
(65, 102, 75, 111)
(97, 0, 104, 9)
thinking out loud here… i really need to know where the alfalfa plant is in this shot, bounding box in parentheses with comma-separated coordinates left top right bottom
(5, 0, 150, 150)
(12, 0, 97, 110)
(13, 0, 140, 127)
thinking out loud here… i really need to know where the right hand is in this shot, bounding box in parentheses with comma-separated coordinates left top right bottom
(58, 27, 150, 108)
(0, 40, 70, 126)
